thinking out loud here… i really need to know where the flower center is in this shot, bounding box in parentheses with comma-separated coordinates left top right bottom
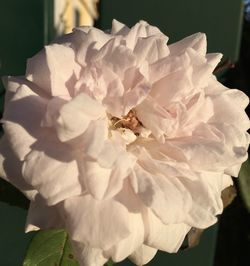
(110, 110, 141, 133)
(109, 110, 151, 143)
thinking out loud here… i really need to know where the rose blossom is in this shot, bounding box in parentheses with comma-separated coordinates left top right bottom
(0, 20, 249, 265)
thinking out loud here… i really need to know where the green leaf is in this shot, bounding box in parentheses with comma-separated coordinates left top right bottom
(106, 259, 114, 266)
(238, 159, 250, 212)
(23, 229, 79, 266)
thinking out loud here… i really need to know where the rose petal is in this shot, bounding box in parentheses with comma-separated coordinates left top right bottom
(26, 44, 80, 97)
(22, 134, 82, 205)
(104, 212, 144, 262)
(104, 179, 145, 262)
(133, 164, 188, 224)
(56, 93, 105, 142)
(60, 194, 131, 250)
(25, 195, 63, 232)
(129, 245, 157, 266)
(0, 136, 36, 199)
(71, 241, 108, 266)
(133, 35, 169, 64)
(149, 52, 191, 83)
(143, 209, 190, 253)
(2, 84, 47, 160)
(169, 32, 207, 56)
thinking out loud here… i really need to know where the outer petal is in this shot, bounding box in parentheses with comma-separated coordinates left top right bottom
(74, 27, 112, 66)
(71, 241, 108, 266)
(2, 76, 49, 105)
(169, 32, 207, 56)
(143, 209, 190, 253)
(209, 89, 250, 131)
(111, 19, 129, 35)
(2, 83, 47, 160)
(25, 195, 63, 232)
(123, 20, 168, 51)
(149, 52, 191, 83)
(26, 44, 80, 97)
(133, 35, 169, 65)
(60, 194, 131, 250)
(104, 212, 144, 263)
(165, 137, 245, 172)
(132, 164, 188, 224)
(183, 171, 224, 228)
(104, 180, 145, 262)
(149, 58, 193, 107)
(22, 133, 82, 205)
(0, 136, 36, 199)
(129, 245, 157, 266)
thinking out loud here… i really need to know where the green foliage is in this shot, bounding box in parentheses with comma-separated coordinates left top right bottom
(238, 159, 250, 212)
(23, 229, 79, 266)
(106, 259, 114, 266)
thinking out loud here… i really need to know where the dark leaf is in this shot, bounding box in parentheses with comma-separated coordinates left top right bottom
(238, 159, 250, 212)
(23, 229, 79, 266)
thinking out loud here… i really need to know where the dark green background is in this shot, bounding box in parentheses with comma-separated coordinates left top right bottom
(0, 0, 244, 265)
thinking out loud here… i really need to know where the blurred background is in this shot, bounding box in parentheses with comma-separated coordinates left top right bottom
(0, 0, 249, 265)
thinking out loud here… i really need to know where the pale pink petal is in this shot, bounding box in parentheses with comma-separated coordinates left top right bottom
(129, 245, 157, 265)
(41, 97, 67, 127)
(149, 52, 190, 83)
(122, 20, 168, 50)
(111, 19, 130, 35)
(221, 174, 233, 189)
(121, 22, 147, 50)
(149, 61, 193, 107)
(22, 134, 82, 205)
(93, 38, 137, 80)
(80, 140, 135, 200)
(104, 179, 145, 262)
(80, 118, 108, 158)
(132, 147, 222, 228)
(0, 136, 36, 199)
(104, 212, 144, 262)
(123, 80, 151, 115)
(169, 32, 207, 56)
(75, 28, 112, 66)
(81, 160, 112, 200)
(73, 66, 108, 101)
(178, 92, 214, 134)
(209, 89, 250, 130)
(123, 67, 146, 91)
(206, 53, 223, 70)
(185, 49, 222, 89)
(165, 137, 244, 172)
(60, 194, 131, 250)
(225, 164, 243, 177)
(71, 241, 108, 266)
(26, 44, 80, 97)
(133, 36, 169, 64)
(1, 76, 49, 105)
(2, 84, 47, 160)
(182, 172, 223, 228)
(143, 209, 190, 253)
(136, 97, 175, 142)
(25, 195, 63, 232)
(133, 164, 188, 224)
(56, 93, 106, 142)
